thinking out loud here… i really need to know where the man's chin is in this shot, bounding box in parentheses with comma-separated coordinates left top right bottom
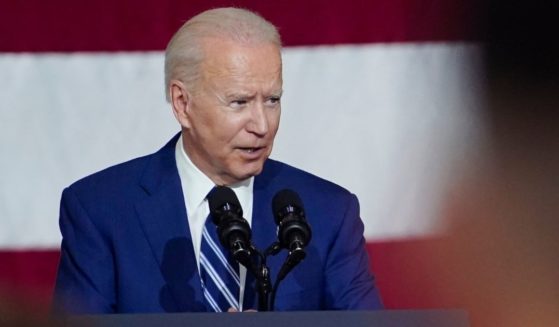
(242, 166, 264, 179)
(233, 163, 265, 181)
(218, 158, 268, 185)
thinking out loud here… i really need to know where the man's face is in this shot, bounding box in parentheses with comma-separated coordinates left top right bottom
(176, 38, 282, 185)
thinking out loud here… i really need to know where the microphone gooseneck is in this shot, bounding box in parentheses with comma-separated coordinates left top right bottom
(207, 186, 312, 312)
(207, 185, 274, 312)
(207, 186, 253, 267)
(270, 189, 312, 311)
(272, 189, 312, 267)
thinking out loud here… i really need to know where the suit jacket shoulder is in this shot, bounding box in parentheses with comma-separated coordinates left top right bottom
(68, 135, 178, 201)
(54, 134, 192, 313)
(253, 159, 383, 310)
(259, 159, 353, 198)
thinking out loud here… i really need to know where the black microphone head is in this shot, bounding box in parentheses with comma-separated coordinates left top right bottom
(272, 189, 304, 225)
(272, 188, 311, 251)
(207, 186, 243, 225)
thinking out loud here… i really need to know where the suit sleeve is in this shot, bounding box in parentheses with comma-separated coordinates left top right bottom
(323, 193, 384, 309)
(52, 186, 116, 314)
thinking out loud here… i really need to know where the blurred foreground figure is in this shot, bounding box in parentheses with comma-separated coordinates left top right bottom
(0, 296, 57, 326)
(439, 1, 559, 326)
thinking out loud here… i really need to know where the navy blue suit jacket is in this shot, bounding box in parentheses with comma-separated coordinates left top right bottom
(53, 134, 383, 313)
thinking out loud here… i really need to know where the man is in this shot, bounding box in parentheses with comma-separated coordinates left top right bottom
(53, 7, 382, 313)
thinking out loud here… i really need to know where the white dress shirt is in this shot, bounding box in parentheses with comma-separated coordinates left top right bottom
(174, 134, 253, 310)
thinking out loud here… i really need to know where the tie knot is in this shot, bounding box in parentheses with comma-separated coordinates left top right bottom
(206, 186, 244, 223)
(206, 185, 218, 200)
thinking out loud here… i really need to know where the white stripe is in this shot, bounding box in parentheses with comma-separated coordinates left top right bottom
(200, 254, 238, 308)
(0, 43, 484, 247)
(200, 253, 239, 309)
(203, 227, 240, 284)
(203, 287, 222, 312)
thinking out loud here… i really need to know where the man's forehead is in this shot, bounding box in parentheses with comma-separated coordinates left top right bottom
(205, 74, 283, 98)
(199, 35, 279, 50)
(198, 38, 282, 84)
(200, 37, 281, 64)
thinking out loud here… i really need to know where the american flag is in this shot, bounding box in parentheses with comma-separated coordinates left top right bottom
(0, 0, 482, 315)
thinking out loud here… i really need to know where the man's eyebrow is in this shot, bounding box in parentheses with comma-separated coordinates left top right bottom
(263, 89, 283, 97)
(224, 92, 254, 99)
(222, 89, 283, 99)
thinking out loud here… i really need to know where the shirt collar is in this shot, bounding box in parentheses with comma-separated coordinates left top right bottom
(175, 134, 253, 214)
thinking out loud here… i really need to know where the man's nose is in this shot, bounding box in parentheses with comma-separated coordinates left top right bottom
(247, 102, 269, 136)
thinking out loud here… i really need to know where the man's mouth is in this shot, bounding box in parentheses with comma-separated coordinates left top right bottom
(239, 147, 259, 152)
(238, 146, 265, 154)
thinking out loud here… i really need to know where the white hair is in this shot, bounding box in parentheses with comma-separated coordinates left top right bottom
(164, 7, 282, 101)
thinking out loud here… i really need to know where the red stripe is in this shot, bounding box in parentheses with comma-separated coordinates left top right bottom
(0, 240, 460, 314)
(367, 239, 462, 309)
(0, 0, 478, 52)
(0, 250, 59, 315)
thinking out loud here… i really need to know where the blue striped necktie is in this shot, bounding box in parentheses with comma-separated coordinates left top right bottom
(200, 211, 241, 312)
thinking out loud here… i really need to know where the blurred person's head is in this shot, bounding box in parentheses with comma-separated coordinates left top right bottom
(438, 1, 559, 326)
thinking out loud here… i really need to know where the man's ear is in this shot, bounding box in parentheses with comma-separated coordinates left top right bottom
(170, 79, 192, 129)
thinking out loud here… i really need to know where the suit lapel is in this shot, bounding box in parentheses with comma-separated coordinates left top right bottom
(252, 160, 287, 251)
(134, 140, 285, 312)
(252, 166, 279, 251)
(243, 160, 283, 309)
(134, 134, 205, 312)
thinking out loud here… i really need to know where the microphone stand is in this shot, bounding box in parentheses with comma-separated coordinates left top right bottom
(247, 243, 282, 311)
(269, 246, 306, 311)
(244, 241, 306, 311)
(256, 264, 271, 311)
(226, 231, 304, 312)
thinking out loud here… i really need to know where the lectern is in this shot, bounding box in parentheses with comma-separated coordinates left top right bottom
(66, 310, 469, 327)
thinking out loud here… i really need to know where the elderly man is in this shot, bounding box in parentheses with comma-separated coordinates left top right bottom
(53, 8, 382, 313)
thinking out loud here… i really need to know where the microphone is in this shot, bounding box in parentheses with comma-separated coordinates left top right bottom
(207, 186, 252, 267)
(272, 189, 312, 280)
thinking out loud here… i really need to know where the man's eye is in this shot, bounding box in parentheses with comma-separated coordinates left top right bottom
(230, 100, 247, 108)
(266, 97, 281, 106)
